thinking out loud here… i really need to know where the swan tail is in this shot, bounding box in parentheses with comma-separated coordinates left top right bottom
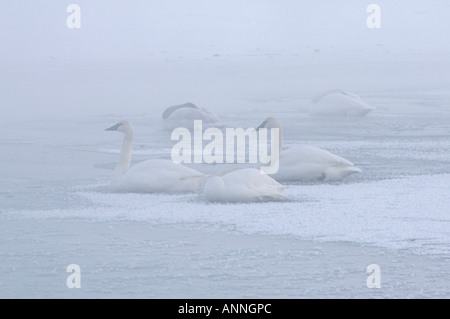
(324, 165, 362, 181)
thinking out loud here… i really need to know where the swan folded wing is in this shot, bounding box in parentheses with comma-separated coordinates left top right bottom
(310, 90, 373, 116)
(118, 159, 205, 193)
(323, 164, 361, 181)
(162, 103, 198, 119)
(312, 89, 361, 103)
(162, 106, 223, 131)
(284, 145, 354, 166)
(311, 89, 347, 103)
(271, 145, 359, 182)
(229, 171, 286, 198)
(162, 103, 220, 123)
(205, 168, 286, 202)
(178, 173, 208, 186)
(293, 146, 361, 180)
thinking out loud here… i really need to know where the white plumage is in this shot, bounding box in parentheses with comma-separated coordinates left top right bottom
(257, 117, 361, 182)
(309, 89, 374, 116)
(204, 168, 287, 203)
(162, 102, 224, 131)
(106, 120, 206, 193)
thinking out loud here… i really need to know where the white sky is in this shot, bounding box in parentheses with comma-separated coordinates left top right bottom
(0, 1, 449, 122)
(0, 0, 449, 61)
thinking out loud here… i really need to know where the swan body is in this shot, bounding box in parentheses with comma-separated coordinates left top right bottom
(257, 117, 361, 182)
(204, 168, 287, 203)
(106, 120, 206, 193)
(309, 89, 374, 116)
(272, 145, 361, 182)
(162, 102, 224, 131)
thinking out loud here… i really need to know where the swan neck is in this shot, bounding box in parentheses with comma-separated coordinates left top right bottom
(115, 130, 133, 175)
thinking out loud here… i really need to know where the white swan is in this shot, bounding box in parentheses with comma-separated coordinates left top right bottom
(309, 89, 374, 116)
(162, 102, 225, 131)
(105, 120, 206, 193)
(257, 117, 361, 182)
(204, 168, 287, 203)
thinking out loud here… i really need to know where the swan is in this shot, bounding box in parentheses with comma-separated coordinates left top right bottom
(204, 168, 287, 203)
(162, 102, 225, 131)
(105, 120, 206, 193)
(309, 89, 374, 116)
(257, 117, 361, 182)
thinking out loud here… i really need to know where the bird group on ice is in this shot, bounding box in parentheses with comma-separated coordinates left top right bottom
(105, 90, 373, 203)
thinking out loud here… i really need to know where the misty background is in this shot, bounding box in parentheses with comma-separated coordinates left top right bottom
(1, 0, 449, 122)
(1, 1, 450, 298)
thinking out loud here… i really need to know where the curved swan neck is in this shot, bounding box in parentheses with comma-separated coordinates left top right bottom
(115, 129, 134, 175)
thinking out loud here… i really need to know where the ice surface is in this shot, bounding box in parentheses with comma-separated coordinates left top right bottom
(5, 174, 450, 255)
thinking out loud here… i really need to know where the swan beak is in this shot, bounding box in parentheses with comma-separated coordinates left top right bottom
(105, 123, 121, 131)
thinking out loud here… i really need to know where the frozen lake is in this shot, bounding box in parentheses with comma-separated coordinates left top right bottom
(1, 0, 450, 298)
(1, 54, 450, 298)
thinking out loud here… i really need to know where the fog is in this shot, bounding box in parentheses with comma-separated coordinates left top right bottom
(1, 1, 449, 122)
(2, 1, 449, 60)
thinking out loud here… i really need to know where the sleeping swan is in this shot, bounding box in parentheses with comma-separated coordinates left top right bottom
(106, 120, 206, 193)
(162, 102, 225, 131)
(309, 89, 374, 116)
(257, 117, 361, 182)
(204, 168, 287, 203)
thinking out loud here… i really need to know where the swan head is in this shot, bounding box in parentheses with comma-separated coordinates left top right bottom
(256, 117, 282, 130)
(105, 120, 134, 135)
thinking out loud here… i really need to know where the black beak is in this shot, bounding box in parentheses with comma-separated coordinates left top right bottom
(105, 123, 121, 131)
